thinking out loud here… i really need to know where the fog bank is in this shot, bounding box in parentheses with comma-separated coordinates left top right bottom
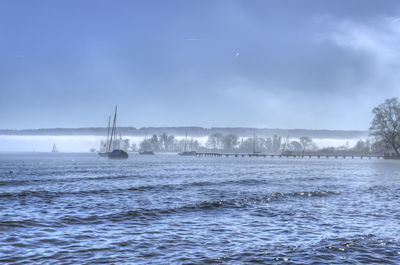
(0, 135, 363, 153)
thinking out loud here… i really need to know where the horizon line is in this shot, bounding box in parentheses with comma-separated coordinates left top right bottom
(0, 126, 369, 132)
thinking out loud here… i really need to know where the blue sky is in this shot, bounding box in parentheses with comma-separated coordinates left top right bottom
(1, 0, 400, 130)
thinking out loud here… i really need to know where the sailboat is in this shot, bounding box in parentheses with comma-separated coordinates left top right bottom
(52, 143, 59, 153)
(139, 134, 154, 155)
(280, 135, 293, 156)
(98, 116, 111, 157)
(106, 106, 129, 159)
(252, 132, 261, 154)
(178, 130, 196, 156)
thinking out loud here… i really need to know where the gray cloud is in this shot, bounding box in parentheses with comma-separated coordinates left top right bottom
(319, 16, 400, 97)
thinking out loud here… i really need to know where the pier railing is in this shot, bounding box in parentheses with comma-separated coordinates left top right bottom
(195, 152, 389, 159)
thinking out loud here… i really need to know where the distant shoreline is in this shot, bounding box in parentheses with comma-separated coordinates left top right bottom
(0, 127, 369, 139)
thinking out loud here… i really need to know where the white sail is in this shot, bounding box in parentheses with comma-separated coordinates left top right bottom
(52, 144, 59, 153)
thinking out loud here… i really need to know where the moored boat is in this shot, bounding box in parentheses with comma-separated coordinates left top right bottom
(101, 106, 129, 160)
(139, 134, 155, 155)
(178, 151, 197, 156)
(108, 149, 129, 159)
(139, 151, 155, 155)
(178, 130, 196, 156)
(52, 144, 59, 153)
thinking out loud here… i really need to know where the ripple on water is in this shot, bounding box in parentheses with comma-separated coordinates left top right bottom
(1, 154, 400, 264)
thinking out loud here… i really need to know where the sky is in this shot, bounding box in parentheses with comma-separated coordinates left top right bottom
(1, 0, 400, 130)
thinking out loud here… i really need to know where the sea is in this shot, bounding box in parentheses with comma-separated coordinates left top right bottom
(1, 153, 400, 264)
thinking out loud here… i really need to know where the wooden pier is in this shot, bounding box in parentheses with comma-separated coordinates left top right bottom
(195, 152, 385, 159)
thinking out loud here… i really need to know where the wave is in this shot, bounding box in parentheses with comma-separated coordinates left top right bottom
(0, 173, 277, 188)
(0, 173, 142, 187)
(0, 190, 339, 227)
(309, 233, 400, 264)
(0, 175, 340, 201)
(0, 219, 65, 229)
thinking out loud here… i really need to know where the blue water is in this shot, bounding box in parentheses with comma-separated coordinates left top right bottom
(1, 153, 400, 264)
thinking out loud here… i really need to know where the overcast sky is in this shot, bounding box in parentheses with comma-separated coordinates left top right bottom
(1, 0, 400, 130)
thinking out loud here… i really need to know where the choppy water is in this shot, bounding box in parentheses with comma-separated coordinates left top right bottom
(1, 153, 400, 264)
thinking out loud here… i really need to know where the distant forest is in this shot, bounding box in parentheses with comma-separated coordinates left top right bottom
(0, 127, 369, 139)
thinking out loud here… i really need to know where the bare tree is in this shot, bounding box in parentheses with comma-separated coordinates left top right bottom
(370, 98, 400, 156)
(223, 134, 238, 151)
(272, 135, 281, 152)
(206, 133, 224, 149)
(299, 136, 317, 151)
(289, 141, 302, 151)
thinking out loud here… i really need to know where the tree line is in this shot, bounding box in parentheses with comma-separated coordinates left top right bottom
(100, 133, 382, 155)
(98, 97, 400, 156)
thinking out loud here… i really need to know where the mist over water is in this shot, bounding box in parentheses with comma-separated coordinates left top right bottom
(0, 135, 362, 152)
(1, 153, 400, 264)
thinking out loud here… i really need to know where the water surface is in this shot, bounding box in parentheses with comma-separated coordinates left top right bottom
(1, 153, 400, 264)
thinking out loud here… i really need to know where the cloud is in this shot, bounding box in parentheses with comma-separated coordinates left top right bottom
(208, 17, 400, 129)
(313, 16, 400, 107)
(322, 17, 400, 66)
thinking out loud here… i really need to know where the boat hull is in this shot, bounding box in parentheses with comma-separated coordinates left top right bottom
(98, 152, 110, 157)
(139, 151, 155, 155)
(178, 151, 197, 156)
(108, 150, 129, 159)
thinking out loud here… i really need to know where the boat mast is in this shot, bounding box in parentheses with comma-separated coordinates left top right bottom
(184, 129, 188, 152)
(113, 106, 118, 150)
(109, 106, 117, 151)
(144, 134, 147, 152)
(105, 116, 111, 152)
(253, 132, 256, 154)
(284, 135, 289, 151)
